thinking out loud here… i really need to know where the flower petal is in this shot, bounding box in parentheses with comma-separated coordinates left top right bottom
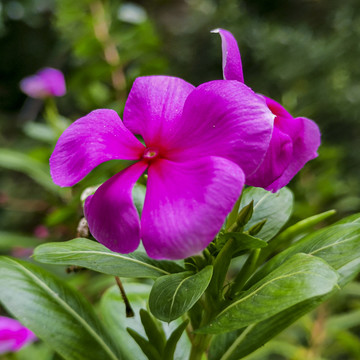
(123, 76, 195, 148)
(38, 68, 66, 97)
(0, 316, 36, 354)
(141, 157, 244, 260)
(212, 28, 244, 82)
(50, 109, 145, 187)
(167, 80, 274, 178)
(266, 116, 321, 192)
(84, 161, 147, 253)
(246, 126, 293, 188)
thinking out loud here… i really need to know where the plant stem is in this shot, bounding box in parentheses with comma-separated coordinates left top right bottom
(44, 98, 62, 137)
(227, 248, 261, 299)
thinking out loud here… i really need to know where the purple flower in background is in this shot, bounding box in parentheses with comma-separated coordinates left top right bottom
(213, 29, 321, 192)
(50, 76, 274, 259)
(0, 316, 36, 355)
(20, 68, 66, 99)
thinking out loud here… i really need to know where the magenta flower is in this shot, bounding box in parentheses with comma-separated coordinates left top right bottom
(213, 29, 321, 192)
(20, 68, 66, 99)
(0, 316, 36, 355)
(50, 76, 274, 259)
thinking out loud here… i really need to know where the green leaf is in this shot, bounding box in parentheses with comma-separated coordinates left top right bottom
(211, 294, 335, 360)
(100, 285, 191, 360)
(100, 284, 151, 360)
(248, 222, 360, 289)
(140, 309, 166, 354)
(127, 328, 161, 360)
(149, 265, 213, 322)
(163, 320, 189, 360)
(198, 253, 338, 334)
(258, 209, 336, 262)
(327, 309, 360, 332)
(335, 212, 360, 224)
(0, 256, 121, 360)
(0, 148, 58, 194)
(23, 122, 56, 143)
(239, 187, 293, 241)
(220, 233, 267, 254)
(0, 231, 42, 249)
(132, 183, 146, 215)
(34, 238, 184, 278)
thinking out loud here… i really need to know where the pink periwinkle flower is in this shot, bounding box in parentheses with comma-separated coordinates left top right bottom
(20, 68, 66, 99)
(50, 76, 274, 259)
(213, 29, 321, 192)
(0, 316, 36, 355)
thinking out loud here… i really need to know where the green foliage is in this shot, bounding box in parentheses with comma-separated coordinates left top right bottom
(34, 238, 184, 278)
(248, 216, 360, 289)
(0, 149, 59, 194)
(239, 187, 293, 241)
(199, 253, 339, 334)
(149, 266, 213, 322)
(0, 256, 121, 360)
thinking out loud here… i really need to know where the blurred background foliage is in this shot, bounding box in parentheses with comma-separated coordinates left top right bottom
(0, 0, 359, 359)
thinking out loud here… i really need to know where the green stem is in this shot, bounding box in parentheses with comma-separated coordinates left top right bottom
(188, 307, 213, 360)
(227, 248, 261, 299)
(44, 98, 63, 137)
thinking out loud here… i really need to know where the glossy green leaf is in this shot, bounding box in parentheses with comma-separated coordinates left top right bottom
(239, 187, 293, 241)
(220, 233, 267, 254)
(127, 328, 161, 360)
(335, 212, 360, 224)
(149, 265, 213, 322)
(0, 256, 121, 360)
(139, 309, 166, 354)
(258, 209, 336, 262)
(0, 148, 58, 193)
(34, 238, 184, 278)
(100, 285, 191, 360)
(210, 294, 335, 360)
(248, 222, 360, 288)
(198, 253, 338, 334)
(163, 320, 189, 360)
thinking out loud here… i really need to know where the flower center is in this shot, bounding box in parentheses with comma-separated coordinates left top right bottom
(142, 147, 160, 161)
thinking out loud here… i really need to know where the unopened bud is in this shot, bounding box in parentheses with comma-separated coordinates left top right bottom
(248, 219, 267, 236)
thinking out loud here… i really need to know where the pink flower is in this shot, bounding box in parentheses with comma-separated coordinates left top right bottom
(0, 316, 36, 354)
(50, 76, 274, 259)
(20, 68, 66, 99)
(213, 29, 321, 192)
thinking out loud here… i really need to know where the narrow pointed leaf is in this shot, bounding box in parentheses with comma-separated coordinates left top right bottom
(258, 209, 336, 262)
(221, 233, 267, 253)
(100, 284, 151, 360)
(149, 266, 213, 322)
(211, 293, 336, 360)
(127, 328, 161, 360)
(34, 238, 184, 278)
(0, 256, 121, 360)
(335, 212, 360, 224)
(239, 187, 293, 241)
(248, 222, 360, 288)
(140, 309, 166, 354)
(198, 253, 338, 334)
(163, 320, 189, 360)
